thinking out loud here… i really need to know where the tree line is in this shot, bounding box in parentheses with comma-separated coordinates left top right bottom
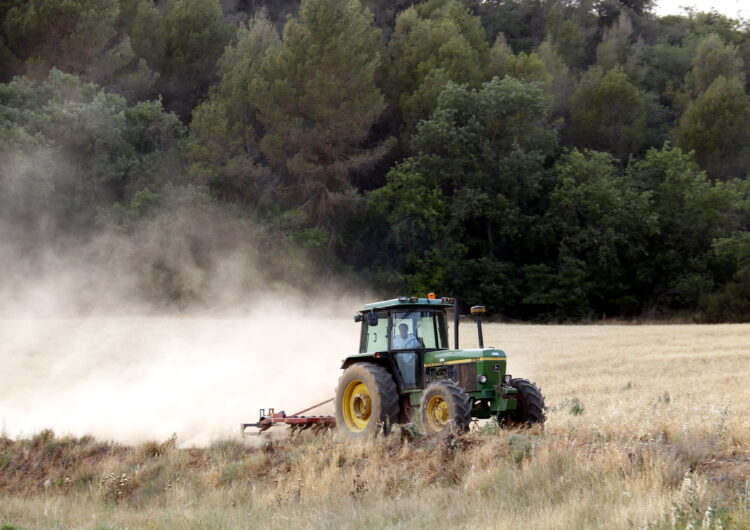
(1, 0, 749, 320)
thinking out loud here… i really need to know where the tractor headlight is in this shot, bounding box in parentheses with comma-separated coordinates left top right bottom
(478, 375, 487, 384)
(504, 374, 512, 384)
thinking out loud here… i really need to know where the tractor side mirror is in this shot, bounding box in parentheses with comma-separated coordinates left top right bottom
(354, 313, 363, 323)
(367, 311, 378, 326)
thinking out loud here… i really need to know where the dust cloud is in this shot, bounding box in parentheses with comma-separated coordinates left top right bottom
(0, 175, 368, 446)
(0, 216, 366, 445)
(0, 310, 359, 446)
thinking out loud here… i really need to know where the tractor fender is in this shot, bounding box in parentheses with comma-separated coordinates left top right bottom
(340, 355, 406, 394)
(341, 354, 379, 370)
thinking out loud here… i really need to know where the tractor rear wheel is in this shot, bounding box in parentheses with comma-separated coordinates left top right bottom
(501, 378, 545, 427)
(420, 380, 472, 434)
(335, 363, 399, 438)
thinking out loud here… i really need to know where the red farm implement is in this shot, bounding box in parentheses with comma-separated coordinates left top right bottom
(241, 398, 336, 435)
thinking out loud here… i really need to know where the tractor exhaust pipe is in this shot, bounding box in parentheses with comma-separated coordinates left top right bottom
(471, 306, 486, 348)
(454, 298, 460, 349)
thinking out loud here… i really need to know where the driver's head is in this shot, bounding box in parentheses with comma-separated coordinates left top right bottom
(398, 323, 409, 339)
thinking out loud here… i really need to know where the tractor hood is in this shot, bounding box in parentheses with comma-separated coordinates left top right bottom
(423, 348, 506, 367)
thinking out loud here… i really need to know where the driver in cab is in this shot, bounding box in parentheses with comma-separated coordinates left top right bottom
(392, 323, 420, 349)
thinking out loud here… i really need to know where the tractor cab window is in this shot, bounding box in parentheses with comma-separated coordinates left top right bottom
(390, 311, 448, 350)
(390, 310, 448, 390)
(359, 310, 388, 353)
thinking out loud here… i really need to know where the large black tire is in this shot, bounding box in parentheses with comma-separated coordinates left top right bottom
(501, 378, 546, 427)
(335, 363, 399, 438)
(420, 380, 472, 434)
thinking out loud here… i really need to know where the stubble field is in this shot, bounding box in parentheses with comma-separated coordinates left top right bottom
(1, 320, 749, 529)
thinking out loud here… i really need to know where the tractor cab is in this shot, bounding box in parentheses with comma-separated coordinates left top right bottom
(353, 295, 453, 391)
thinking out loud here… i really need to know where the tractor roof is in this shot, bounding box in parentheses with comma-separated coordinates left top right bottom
(361, 296, 454, 312)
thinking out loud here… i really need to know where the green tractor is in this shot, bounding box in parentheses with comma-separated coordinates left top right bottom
(335, 295, 545, 437)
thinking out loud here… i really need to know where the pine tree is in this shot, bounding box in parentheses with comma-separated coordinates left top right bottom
(257, 0, 390, 226)
(568, 66, 647, 160)
(141, 0, 233, 117)
(685, 33, 744, 97)
(384, 0, 488, 142)
(2, 0, 119, 77)
(2, 0, 159, 100)
(677, 76, 750, 179)
(595, 11, 633, 71)
(188, 15, 281, 205)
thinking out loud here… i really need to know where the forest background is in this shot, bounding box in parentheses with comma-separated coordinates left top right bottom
(2, 0, 750, 322)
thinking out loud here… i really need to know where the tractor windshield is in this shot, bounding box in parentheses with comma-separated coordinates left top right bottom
(390, 311, 448, 350)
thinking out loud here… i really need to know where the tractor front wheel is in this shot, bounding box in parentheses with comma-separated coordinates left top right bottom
(420, 380, 472, 434)
(335, 363, 399, 438)
(501, 378, 545, 427)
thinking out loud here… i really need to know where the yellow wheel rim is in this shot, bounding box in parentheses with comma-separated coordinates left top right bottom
(425, 395, 449, 432)
(342, 379, 372, 432)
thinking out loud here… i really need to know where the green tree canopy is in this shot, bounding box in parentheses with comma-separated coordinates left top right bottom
(2, 0, 156, 98)
(488, 35, 549, 84)
(1, 0, 749, 321)
(568, 66, 647, 160)
(384, 0, 489, 142)
(256, 0, 390, 227)
(626, 144, 739, 307)
(685, 33, 745, 97)
(676, 76, 750, 180)
(703, 226, 750, 322)
(595, 11, 634, 72)
(637, 41, 692, 102)
(0, 70, 183, 234)
(543, 1, 598, 70)
(369, 77, 557, 314)
(127, 0, 233, 117)
(162, 0, 233, 116)
(187, 14, 280, 206)
(524, 149, 655, 319)
(3, 0, 119, 75)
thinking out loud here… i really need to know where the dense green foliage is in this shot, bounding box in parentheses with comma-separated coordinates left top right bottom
(1, 0, 750, 320)
(0, 70, 183, 234)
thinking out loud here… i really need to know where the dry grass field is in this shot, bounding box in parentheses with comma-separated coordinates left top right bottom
(1, 322, 749, 529)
